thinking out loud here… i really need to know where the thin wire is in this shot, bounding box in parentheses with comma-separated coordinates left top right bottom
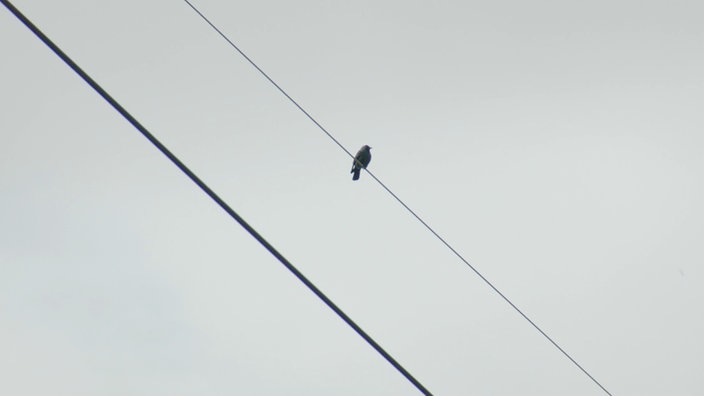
(182, 1, 613, 395)
(183, 0, 355, 161)
(0, 1, 432, 395)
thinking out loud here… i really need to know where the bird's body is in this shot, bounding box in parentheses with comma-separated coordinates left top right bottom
(351, 145, 372, 181)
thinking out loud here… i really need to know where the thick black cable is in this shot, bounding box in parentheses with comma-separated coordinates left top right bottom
(181, 1, 614, 395)
(0, 1, 432, 395)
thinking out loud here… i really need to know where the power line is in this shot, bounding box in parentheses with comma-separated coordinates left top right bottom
(181, 1, 614, 395)
(0, 1, 433, 395)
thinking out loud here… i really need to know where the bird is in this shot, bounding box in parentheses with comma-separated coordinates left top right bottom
(351, 145, 372, 181)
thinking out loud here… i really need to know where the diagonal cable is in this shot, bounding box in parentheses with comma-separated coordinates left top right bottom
(0, 1, 433, 395)
(181, 1, 614, 395)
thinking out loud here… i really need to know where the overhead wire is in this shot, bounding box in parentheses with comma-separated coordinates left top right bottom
(0, 1, 433, 395)
(181, 1, 614, 395)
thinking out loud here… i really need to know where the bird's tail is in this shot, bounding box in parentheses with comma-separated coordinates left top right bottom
(352, 169, 361, 180)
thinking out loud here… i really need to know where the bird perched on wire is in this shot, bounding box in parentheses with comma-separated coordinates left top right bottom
(351, 145, 372, 181)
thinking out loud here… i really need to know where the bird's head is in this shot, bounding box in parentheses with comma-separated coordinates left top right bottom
(364, 145, 372, 151)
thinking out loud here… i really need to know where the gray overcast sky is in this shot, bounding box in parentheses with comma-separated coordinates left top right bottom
(2, 0, 703, 395)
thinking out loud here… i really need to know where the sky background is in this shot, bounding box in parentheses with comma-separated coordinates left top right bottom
(2, 0, 703, 395)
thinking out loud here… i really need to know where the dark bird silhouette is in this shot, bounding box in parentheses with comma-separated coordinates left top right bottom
(351, 145, 372, 181)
